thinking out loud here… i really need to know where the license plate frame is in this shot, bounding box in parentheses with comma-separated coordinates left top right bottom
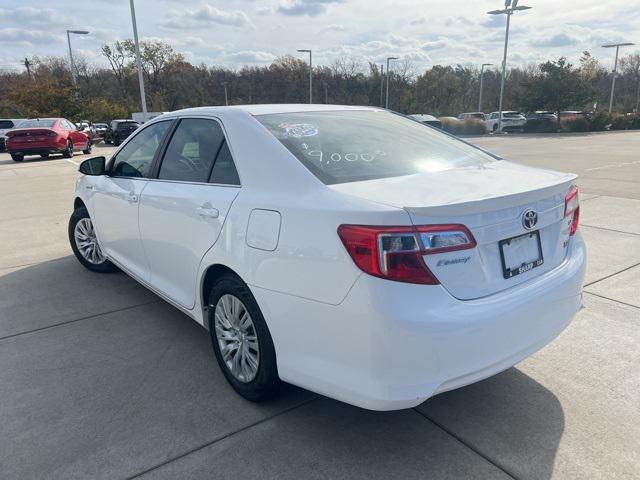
(499, 231, 544, 279)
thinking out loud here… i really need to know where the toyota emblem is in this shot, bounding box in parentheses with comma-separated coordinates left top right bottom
(522, 209, 538, 230)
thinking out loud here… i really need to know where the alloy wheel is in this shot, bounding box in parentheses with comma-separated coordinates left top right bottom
(214, 294, 260, 383)
(74, 217, 105, 264)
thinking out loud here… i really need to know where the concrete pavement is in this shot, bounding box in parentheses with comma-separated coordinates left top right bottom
(1, 133, 639, 479)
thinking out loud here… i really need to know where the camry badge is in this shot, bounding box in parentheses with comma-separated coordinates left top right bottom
(522, 209, 538, 230)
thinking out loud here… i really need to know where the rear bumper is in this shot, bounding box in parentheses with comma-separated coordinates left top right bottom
(253, 232, 586, 411)
(7, 138, 66, 155)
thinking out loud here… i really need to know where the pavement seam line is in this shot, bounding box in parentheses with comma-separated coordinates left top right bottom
(125, 395, 321, 479)
(413, 409, 519, 480)
(580, 223, 640, 237)
(584, 291, 640, 310)
(0, 299, 161, 342)
(584, 261, 640, 288)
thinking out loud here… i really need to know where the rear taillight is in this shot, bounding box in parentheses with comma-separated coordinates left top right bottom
(564, 185, 580, 236)
(337, 224, 476, 285)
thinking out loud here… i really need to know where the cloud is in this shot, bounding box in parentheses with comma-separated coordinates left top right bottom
(0, 28, 61, 46)
(320, 23, 346, 33)
(277, 0, 344, 17)
(163, 5, 254, 30)
(0, 7, 65, 26)
(410, 17, 426, 25)
(531, 33, 579, 48)
(224, 50, 275, 63)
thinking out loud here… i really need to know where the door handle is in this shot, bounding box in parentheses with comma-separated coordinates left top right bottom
(128, 192, 139, 203)
(196, 206, 219, 218)
(85, 185, 95, 191)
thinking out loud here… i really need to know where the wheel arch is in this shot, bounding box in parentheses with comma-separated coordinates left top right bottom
(200, 263, 244, 329)
(74, 197, 86, 210)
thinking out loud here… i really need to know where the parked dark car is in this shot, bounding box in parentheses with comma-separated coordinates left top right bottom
(104, 120, 140, 146)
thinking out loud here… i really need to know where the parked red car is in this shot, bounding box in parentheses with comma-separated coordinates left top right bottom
(6, 118, 92, 162)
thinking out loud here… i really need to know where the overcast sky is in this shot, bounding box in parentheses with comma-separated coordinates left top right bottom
(1, 0, 638, 73)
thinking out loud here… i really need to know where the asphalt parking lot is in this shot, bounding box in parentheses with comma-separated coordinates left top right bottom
(1, 132, 639, 479)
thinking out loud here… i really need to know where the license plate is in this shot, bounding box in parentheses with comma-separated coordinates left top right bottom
(499, 231, 543, 279)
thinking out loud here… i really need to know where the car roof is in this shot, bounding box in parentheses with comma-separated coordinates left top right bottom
(165, 104, 382, 119)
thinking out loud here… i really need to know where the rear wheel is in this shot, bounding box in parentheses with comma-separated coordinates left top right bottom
(68, 207, 118, 273)
(82, 140, 92, 155)
(208, 274, 280, 401)
(62, 140, 73, 158)
(11, 153, 24, 162)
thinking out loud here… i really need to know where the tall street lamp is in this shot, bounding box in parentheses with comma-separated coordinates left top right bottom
(478, 63, 493, 112)
(602, 42, 635, 113)
(129, 0, 148, 122)
(385, 56, 398, 109)
(488, 0, 531, 132)
(297, 49, 312, 104)
(66, 30, 89, 86)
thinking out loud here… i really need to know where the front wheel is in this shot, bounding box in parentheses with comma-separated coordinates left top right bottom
(208, 274, 280, 402)
(11, 153, 24, 162)
(68, 207, 118, 273)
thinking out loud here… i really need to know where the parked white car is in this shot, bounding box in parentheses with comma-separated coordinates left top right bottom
(485, 111, 527, 132)
(69, 105, 585, 410)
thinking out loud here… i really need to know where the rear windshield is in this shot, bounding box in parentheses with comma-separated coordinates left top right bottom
(503, 112, 522, 118)
(117, 122, 139, 129)
(18, 119, 56, 128)
(0, 120, 15, 129)
(255, 110, 495, 184)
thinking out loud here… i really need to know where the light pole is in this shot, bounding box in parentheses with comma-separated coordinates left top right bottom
(66, 30, 89, 86)
(222, 82, 229, 106)
(602, 42, 635, 113)
(488, 0, 531, 132)
(478, 63, 493, 112)
(323, 82, 328, 104)
(297, 49, 312, 104)
(379, 63, 384, 107)
(385, 56, 398, 109)
(129, 0, 148, 122)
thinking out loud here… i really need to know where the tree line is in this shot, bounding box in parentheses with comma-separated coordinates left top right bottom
(1, 39, 639, 122)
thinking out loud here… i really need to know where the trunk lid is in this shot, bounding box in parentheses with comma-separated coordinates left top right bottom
(330, 161, 577, 300)
(7, 128, 56, 144)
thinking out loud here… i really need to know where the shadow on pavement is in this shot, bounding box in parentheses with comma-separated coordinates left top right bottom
(0, 257, 564, 479)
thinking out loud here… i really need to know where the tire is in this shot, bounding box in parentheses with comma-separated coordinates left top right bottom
(62, 140, 73, 158)
(82, 140, 92, 155)
(208, 274, 280, 402)
(11, 153, 24, 162)
(68, 207, 118, 273)
(113, 139, 121, 146)
(492, 124, 498, 132)
(40, 153, 50, 159)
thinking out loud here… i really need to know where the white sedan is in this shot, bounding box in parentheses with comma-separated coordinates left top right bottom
(69, 105, 585, 410)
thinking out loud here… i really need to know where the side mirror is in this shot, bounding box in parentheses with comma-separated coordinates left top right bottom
(79, 156, 106, 176)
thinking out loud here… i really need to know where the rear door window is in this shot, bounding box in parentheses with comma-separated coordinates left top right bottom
(158, 119, 225, 183)
(209, 141, 240, 185)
